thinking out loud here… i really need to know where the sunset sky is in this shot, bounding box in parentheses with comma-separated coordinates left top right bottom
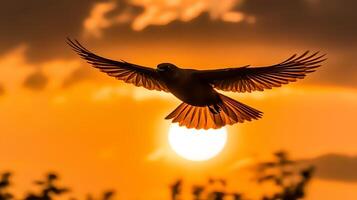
(1, 0, 357, 199)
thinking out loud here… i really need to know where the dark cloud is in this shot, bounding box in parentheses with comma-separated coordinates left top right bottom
(2, 0, 357, 61)
(1, 0, 356, 88)
(97, 0, 357, 48)
(62, 66, 97, 88)
(23, 70, 48, 91)
(302, 154, 357, 182)
(238, 0, 357, 47)
(0, 84, 5, 96)
(0, 0, 98, 62)
(0, 0, 143, 62)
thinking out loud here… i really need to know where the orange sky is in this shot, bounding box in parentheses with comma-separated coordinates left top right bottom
(1, 0, 357, 199)
(1, 47, 357, 199)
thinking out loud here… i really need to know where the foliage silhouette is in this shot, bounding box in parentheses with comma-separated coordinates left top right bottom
(0, 151, 314, 200)
(86, 190, 115, 200)
(0, 172, 115, 200)
(170, 177, 247, 200)
(24, 173, 69, 200)
(0, 172, 12, 200)
(192, 185, 204, 200)
(169, 151, 314, 200)
(171, 179, 182, 200)
(256, 151, 315, 200)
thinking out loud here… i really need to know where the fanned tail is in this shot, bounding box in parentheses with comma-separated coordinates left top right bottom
(165, 94, 263, 129)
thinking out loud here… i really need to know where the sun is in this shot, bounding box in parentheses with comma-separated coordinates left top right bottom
(168, 124, 227, 161)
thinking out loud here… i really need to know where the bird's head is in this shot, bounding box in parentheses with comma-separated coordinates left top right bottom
(156, 63, 177, 73)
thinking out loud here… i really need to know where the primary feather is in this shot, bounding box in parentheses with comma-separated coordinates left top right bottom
(197, 51, 326, 93)
(67, 38, 168, 92)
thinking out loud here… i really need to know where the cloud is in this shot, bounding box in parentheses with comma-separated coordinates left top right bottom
(302, 154, 357, 182)
(228, 157, 257, 171)
(239, 0, 357, 46)
(0, 45, 35, 92)
(82, 1, 142, 38)
(83, 1, 118, 38)
(82, 0, 253, 34)
(41, 59, 82, 90)
(1, 0, 357, 62)
(146, 147, 168, 162)
(62, 66, 96, 88)
(0, 84, 5, 96)
(129, 0, 252, 30)
(23, 70, 48, 91)
(0, 45, 82, 93)
(91, 85, 172, 102)
(1, 0, 357, 89)
(227, 152, 357, 183)
(0, 0, 97, 62)
(81, 0, 357, 44)
(0, 0, 355, 56)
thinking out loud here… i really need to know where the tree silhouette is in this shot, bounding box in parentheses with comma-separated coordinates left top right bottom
(231, 193, 243, 200)
(0, 172, 13, 200)
(192, 186, 204, 200)
(169, 177, 249, 200)
(24, 173, 69, 200)
(256, 151, 315, 200)
(86, 190, 116, 200)
(171, 179, 183, 200)
(0, 151, 315, 200)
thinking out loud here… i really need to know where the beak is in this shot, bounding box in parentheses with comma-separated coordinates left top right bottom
(157, 68, 165, 72)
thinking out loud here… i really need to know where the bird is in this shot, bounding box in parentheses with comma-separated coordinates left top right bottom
(67, 38, 326, 130)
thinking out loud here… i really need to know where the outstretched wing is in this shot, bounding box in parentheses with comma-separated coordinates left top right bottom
(67, 38, 168, 92)
(197, 51, 326, 93)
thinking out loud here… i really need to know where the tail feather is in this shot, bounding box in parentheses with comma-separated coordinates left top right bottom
(165, 94, 263, 129)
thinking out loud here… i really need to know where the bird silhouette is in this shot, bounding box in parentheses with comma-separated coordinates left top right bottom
(67, 38, 326, 129)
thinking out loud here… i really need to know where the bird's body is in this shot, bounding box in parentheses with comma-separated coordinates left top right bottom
(67, 38, 326, 129)
(158, 66, 220, 107)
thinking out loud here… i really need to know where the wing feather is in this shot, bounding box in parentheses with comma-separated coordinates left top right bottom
(197, 51, 326, 92)
(67, 38, 168, 92)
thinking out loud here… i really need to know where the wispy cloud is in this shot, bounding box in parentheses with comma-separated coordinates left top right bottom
(130, 0, 251, 30)
(146, 147, 168, 162)
(83, 0, 254, 36)
(83, 1, 118, 38)
(62, 66, 96, 88)
(91, 85, 172, 102)
(0, 84, 5, 96)
(228, 157, 257, 171)
(0, 45, 81, 93)
(301, 154, 357, 182)
(23, 70, 48, 91)
(0, 45, 34, 92)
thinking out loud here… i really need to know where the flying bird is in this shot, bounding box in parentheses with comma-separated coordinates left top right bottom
(67, 38, 326, 130)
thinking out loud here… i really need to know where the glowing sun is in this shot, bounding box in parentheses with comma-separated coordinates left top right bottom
(168, 124, 227, 161)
